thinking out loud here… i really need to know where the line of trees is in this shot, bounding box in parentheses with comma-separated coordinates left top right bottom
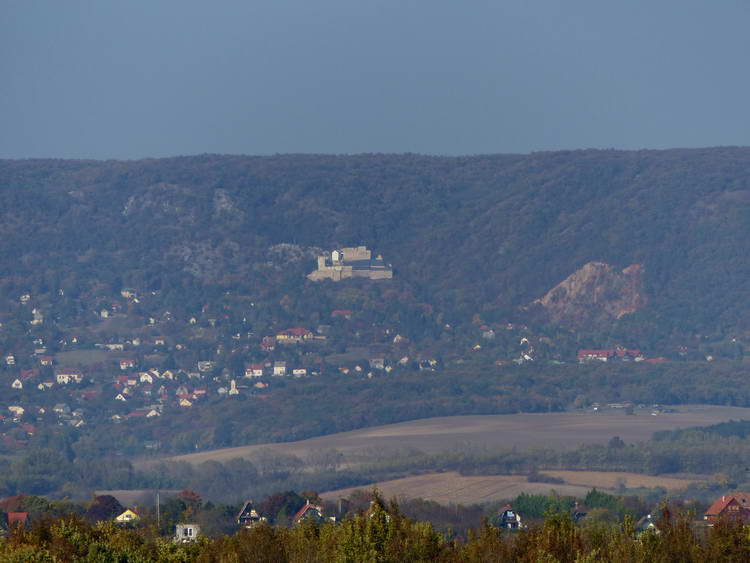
(2, 497, 750, 562)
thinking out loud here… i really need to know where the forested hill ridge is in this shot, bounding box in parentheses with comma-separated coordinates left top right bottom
(3, 147, 750, 347)
(5, 148, 750, 494)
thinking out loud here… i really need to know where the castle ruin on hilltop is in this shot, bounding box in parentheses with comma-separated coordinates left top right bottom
(307, 246, 393, 282)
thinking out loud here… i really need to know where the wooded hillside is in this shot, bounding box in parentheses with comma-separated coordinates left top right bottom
(3, 148, 750, 345)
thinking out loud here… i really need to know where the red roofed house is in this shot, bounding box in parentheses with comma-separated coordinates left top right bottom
(331, 310, 353, 320)
(292, 500, 326, 525)
(614, 347, 643, 360)
(704, 494, 750, 525)
(6, 512, 28, 528)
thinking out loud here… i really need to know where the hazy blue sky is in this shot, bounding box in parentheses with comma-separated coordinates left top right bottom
(2, 1, 750, 159)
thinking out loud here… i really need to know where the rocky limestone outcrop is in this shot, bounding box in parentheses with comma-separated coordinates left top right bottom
(532, 262, 646, 328)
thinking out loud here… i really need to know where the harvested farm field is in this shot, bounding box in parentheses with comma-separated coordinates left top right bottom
(154, 405, 750, 467)
(320, 471, 701, 505)
(540, 470, 701, 491)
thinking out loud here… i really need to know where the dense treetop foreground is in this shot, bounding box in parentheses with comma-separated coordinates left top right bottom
(1, 501, 749, 562)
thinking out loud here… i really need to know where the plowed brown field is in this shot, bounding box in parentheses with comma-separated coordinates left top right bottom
(320, 470, 701, 505)
(154, 405, 750, 466)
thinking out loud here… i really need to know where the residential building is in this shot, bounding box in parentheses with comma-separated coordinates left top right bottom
(245, 364, 264, 378)
(55, 372, 83, 385)
(276, 328, 313, 344)
(114, 509, 140, 524)
(497, 505, 523, 530)
(236, 501, 266, 528)
(705, 494, 750, 525)
(292, 500, 327, 525)
(174, 523, 201, 543)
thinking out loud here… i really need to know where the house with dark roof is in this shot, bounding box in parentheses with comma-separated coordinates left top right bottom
(236, 501, 266, 528)
(571, 502, 588, 522)
(635, 513, 659, 536)
(497, 505, 523, 530)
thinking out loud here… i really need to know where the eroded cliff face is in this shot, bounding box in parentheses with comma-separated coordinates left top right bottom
(533, 262, 646, 328)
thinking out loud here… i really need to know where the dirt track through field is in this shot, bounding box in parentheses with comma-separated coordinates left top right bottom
(151, 405, 750, 467)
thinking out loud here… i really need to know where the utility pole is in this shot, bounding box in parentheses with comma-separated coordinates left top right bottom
(156, 491, 160, 529)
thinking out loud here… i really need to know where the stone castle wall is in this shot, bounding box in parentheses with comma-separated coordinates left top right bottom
(307, 246, 392, 282)
(339, 246, 371, 261)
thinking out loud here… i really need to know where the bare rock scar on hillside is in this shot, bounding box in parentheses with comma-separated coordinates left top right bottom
(531, 262, 647, 328)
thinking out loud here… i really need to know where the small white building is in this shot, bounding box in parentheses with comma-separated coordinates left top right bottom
(56, 372, 83, 385)
(31, 308, 44, 325)
(175, 523, 201, 543)
(245, 365, 264, 378)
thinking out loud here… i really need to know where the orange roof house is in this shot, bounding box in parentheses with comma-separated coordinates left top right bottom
(704, 494, 750, 525)
(6, 512, 28, 527)
(292, 500, 326, 525)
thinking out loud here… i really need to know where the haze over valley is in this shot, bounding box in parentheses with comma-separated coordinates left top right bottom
(5, 2, 750, 558)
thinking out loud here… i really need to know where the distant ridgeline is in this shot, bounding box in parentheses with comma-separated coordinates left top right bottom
(307, 246, 393, 282)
